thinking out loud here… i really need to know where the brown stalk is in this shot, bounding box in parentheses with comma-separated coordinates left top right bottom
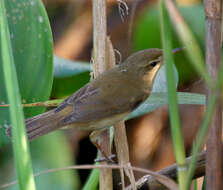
(92, 0, 113, 189)
(114, 120, 136, 190)
(127, 0, 138, 52)
(203, 0, 223, 189)
(113, 1, 137, 189)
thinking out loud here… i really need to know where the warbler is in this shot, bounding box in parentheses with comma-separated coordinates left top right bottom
(7, 48, 170, 141)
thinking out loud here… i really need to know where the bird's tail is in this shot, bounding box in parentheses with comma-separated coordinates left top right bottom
(6, 109, 64, 141)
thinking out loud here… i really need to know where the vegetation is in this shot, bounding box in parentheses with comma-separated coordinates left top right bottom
(0, 0, 222, 190)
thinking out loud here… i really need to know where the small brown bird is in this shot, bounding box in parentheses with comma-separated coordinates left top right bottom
(7, 48, 165, 141)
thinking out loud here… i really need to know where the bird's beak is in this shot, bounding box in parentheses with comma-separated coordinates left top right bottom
(160, 48, 183, 65)
(172, 47, 184, 54)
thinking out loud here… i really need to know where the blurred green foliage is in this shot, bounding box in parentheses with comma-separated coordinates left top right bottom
(52, 56, 91, 98)
(133, 3, 205, 84)
(0, 1, 79, 190)
(0, 1, 209, 190)
(1, 132, 80, 190)
(0, 0, 53, 146)
(52, 72, 90, 98)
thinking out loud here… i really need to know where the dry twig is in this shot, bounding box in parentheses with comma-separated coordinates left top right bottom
(126, 146, 223, 190)
(0, 164, 178, 190)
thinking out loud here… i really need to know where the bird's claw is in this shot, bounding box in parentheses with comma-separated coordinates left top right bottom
(94, 154, 116, 164)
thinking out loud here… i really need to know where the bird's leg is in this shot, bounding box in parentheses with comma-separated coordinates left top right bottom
(90, 130, 116, 163)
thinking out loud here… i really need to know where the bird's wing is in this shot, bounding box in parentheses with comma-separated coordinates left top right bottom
(55, 84, 146, 125)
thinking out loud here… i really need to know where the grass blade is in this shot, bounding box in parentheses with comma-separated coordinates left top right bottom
(160, 1, 187, 189)
(0, 1, 36, 189)
(164, 0, 213, 88)
(82, 168, 99, 190)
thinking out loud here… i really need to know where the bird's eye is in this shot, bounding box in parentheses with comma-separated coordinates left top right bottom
(150, 61, 159, 67)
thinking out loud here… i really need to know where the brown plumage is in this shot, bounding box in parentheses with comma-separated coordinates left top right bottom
(7, 48, 164, 141)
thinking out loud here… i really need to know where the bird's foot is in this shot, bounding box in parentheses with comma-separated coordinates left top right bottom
(94, 154, 116, 164)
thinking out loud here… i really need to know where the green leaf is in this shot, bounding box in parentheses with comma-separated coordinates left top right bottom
(30, 133, 80, 190)
(0, 0, 53, 145)
(54, 56, 91, 78)
(129, 92, 205, 119)
(52, 72, 90, 98)
(52, 57, 91, 98)
(82, 166, 99, 190)
(0, 132, 81, 190)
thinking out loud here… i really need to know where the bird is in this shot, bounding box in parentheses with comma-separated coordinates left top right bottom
(7, 48, 166, 142)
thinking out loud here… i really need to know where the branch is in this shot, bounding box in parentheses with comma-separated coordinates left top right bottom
(0, 164, 178, 190)
(126, 146, 223, 190)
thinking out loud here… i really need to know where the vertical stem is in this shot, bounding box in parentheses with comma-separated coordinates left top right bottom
(204, 0, 222, 188)
(160, 1, 187, 189)
(92, 0, 113, 189)
(93, 0, 107, 74)
(127, 0, 138, 52)
(114, 121, 136, 190)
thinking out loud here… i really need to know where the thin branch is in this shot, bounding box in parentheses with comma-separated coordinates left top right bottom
(5, 145, 223, 190)
(126, 146, 223, 190)
(0, 164, 178, 190)
(0, 100, 63, 108)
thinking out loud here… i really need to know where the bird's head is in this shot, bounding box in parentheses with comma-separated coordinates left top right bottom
(121, 48, 181, 88)
(122, 48, 163, 84)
